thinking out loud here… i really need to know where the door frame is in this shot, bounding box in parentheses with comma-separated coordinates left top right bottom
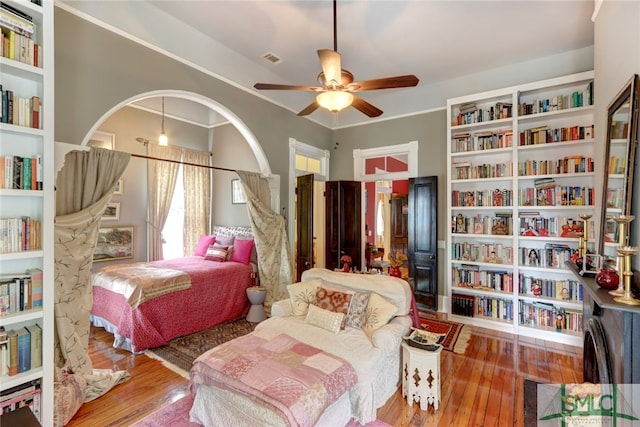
(353, 141, 419, 267)
(288, 138, 330, 264)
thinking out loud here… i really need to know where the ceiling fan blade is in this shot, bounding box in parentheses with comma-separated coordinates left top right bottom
(317, 49, 342, 86)
(254, 83, 322, 91)
(350, 75, 419, 92)
(351, 95, 383, 117)
(297, 101, 320, 116)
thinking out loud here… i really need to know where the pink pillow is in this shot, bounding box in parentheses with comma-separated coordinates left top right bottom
(230, 238, 254, 265)
(204, 245, 228, 262)
(194, 235, 216, 257)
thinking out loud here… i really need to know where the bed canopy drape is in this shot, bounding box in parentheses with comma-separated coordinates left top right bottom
(236, 170, 293, 312)
(54, 147, 131, 401)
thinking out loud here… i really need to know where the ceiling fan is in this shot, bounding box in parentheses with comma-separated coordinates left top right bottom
(253, 0, 419, 118)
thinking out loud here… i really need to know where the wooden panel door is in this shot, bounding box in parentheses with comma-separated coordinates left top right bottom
(408, 176, 438, 311)
(390, 193, 408, 256)
(295, 174, 314, 281)
(325, 181, 362, 271)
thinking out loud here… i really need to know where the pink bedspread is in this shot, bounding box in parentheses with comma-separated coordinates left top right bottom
(190, 327, 358, 427)
(92, 256, 252, 353)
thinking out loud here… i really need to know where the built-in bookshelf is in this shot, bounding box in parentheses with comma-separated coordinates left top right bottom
(0, 0, 52, 424)
(446, 71, 595, 346)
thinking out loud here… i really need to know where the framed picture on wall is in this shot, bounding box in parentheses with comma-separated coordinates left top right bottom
(231, 179, 246, 204)
(102, 202, 120, 221)
(94, 226, 134, 262)
(88, 130, 115, 150)
(113, 179, 123, 195)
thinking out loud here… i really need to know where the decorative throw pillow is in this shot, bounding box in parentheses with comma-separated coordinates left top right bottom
(229, 238, 254, 265)
(304, 304, 344, 334)
(314, 286, 353, 329)
(204, 244, 228, 262)
(287, 279, 323, 316)
(345, 291, 371, 329)
(362, 292, 398, 337)
(194, 235, 216, 257)
(215, 234, 235, 246)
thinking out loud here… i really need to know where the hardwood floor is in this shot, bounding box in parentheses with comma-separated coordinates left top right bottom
(68, 318, 583, 427)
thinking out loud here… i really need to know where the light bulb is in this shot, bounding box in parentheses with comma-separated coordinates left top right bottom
(158, 133, 168, 146)
(316, 91, 354, 112)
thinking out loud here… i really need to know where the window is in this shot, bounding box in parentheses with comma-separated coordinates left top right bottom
(353, 141, 418, 182)
(162, 164, 185, 259)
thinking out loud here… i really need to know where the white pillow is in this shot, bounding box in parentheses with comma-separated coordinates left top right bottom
(286, 279, 323, 316)
(362, 293, 398, 337)
(304, 304, 344, 334)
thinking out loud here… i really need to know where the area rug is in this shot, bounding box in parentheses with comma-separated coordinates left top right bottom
(419, 316, 471, 354)
(145, 317, 257, 377)
(131, 394, 393, 427)
(524, 379, 540, 427)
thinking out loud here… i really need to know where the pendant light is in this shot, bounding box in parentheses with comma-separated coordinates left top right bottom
(158, 96, 168, 146)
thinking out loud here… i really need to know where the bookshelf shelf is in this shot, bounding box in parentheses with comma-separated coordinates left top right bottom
(447, 71, 594, 347)
(0, 0, 53, 423)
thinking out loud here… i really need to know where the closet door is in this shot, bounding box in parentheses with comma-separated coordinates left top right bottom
(325, 181, 362, 271)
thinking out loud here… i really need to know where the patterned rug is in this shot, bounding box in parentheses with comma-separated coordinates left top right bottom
(131, 394, 393, 427)
(145, 317, 257, 376)
(419, 316, 472, 354)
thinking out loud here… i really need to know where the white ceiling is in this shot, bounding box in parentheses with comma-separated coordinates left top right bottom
(60, 0, 596, 129)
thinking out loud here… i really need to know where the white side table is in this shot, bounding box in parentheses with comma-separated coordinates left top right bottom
(401, 341, 442, 411)
(246, 286, 267, 322)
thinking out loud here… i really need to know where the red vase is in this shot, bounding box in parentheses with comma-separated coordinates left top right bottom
(390, 266, 401, 278)
(596, 268, 620, 290)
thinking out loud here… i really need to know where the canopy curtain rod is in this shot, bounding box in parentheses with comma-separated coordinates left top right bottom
(129, 152, 235, 172)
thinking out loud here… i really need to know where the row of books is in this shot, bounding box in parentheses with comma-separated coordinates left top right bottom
(451, 161, 513, 180)
(0, 216, 42, 254)
(0, 155, 43, 190)
(451, 293, 515, 321)
(0, 322, 42, 377)
(519, 244, 577, 268)
(610, 120, 629, 140)
(519, 124, 594, 146)
(519, 301, 583, 333)
(1, 379, 41, 423)
(606, 188, 623, 210)
(518, 156, 595, 176)
(519, 186, 595, 207)
(451, 188, 512, 207)
(0, 268, 43, 316)
(518, 274, 583, 302)
(607, 155, 626, 175)
(518, 82, 594, 116)
(451, 128, 513, 153)
(451, 241, 513, 264)
(0, 2, 42, 68)
(451, 265, 514, 293)
(452, 212, 513, 236)
(453, 102, 513, 126)
(0, 87, 41, 128)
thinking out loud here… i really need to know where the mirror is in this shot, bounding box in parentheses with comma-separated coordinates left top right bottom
(600, 74, 640, 257)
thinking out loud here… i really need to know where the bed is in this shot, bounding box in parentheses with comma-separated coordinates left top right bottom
(91, 226, 256, 353)
(188, 268, 413, 426)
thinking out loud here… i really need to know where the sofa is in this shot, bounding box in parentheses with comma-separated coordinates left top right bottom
(189, 268, 413, 426)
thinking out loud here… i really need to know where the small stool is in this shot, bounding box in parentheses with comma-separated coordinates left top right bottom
(246, 286, 267, 322)
(401, 341, 441, 411)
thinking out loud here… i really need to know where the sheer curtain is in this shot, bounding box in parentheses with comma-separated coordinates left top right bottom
(54, 147, 131, 402)
(147, 144, 181, 260)
(236, 170, 292, 312)
(182, 148, 211, 257)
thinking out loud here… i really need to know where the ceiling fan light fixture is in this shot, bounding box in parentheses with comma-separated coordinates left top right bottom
(158, 96, 168, 146)
(316, 90, 354, 112)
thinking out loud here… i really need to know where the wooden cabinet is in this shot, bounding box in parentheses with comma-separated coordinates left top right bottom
(325, 181, 362, 271)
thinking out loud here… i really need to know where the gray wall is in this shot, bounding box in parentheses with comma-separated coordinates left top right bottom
(594, 1, 640, 270)
(54, 7, 332, 214)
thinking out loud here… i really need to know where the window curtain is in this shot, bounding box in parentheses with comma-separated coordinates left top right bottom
(182, 148, 211, 257)
(54, 147, 131, 402)
(147, 144, 181, 261)
(236, 170, 292, 312)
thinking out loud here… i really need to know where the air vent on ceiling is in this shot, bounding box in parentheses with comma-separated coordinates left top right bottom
(262, 52, 282, 64)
